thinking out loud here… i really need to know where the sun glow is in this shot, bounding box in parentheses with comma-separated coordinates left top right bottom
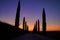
(19, 23, 60, 31)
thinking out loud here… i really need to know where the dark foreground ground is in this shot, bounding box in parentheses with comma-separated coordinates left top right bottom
(0, 21, 60, 40)
(12, 33, 55, 40)
(12, 31, 60, 40)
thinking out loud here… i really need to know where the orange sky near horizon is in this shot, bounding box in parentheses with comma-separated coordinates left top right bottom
(1, 18, 60, 31)
(0, 18, 60, 31)
(19, 22, 60, 31)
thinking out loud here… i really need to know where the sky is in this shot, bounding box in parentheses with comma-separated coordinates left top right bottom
(0, 0, 60, 31)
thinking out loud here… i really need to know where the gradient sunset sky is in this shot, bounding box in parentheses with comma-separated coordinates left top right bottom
(0, 0, 60, 31)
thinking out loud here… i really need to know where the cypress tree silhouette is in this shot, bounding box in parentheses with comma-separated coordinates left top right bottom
(33, 21, 37, 32)
(37, 19, 40, 32)
(23, 17, 25, 30)
(36, 21, 37, 32)
(27, 25, 28, 31)
(25, 21, 27, 30)
(42, 8, 46, 34)
(23, 17, 28, 31)
(33, 23, 36, 32)
(15, 0, 20, 28)
(25, 21, 28, 31)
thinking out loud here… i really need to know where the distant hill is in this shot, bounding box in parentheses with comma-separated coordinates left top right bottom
(0, 21, 27, 40)
(0, 21, 23, 32)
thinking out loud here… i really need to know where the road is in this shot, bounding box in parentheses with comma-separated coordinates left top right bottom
(12, 33, 55, 40)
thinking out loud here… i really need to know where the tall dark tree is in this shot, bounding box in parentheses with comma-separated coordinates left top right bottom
(23, 17, 25, 30)
(33, 23, 36, 32)
(36, 21, 37, 31)
(15, 0, 20, 28)
(37, 19, 40, 32)
(42, 8, 46, 34)
(25, 21, 28, 31)
(33, 21, 37, 32)
(27, 25, 28, 31)
(25, 21, 27, 30)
